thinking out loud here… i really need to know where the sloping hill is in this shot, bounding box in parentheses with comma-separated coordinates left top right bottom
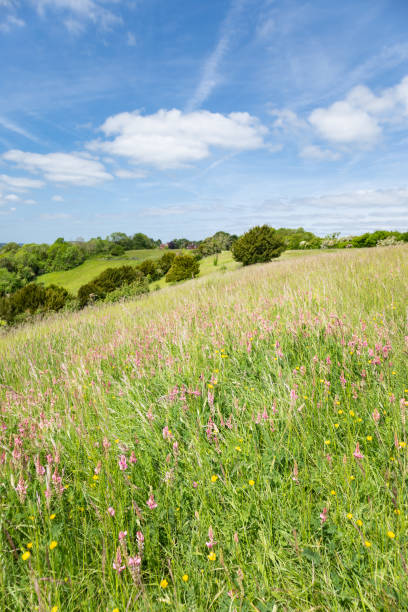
(1, 246, 407, 610)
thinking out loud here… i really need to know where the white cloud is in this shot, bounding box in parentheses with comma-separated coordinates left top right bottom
(0, 14, 25, 32)
(34, 0, 122, 31)
(187, 0, 246, 110)
(308, 75, 408, 145)
(41, 212, 72, 220)
(89, 108, 267, 169)
(309, 101, 381, 144)
(0, 116, 41, 144)
(115, 169, 146, 179)
(0, 173, 44, 190)
(4, 193, 19, 201)
(127, 31, 136, 46)
(270, 108, 307, 130)
(52, 195, 64, 201)
(3, 150, 112, 185)
(24, 199, 37, 205)
(300, 145, 341, 161)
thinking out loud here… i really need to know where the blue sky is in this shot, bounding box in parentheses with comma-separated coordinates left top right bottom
(1, 0, 408, 243)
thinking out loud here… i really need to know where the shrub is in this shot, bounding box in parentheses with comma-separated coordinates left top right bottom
(103, 278, 149, 303)
(156, 252, 176, 276)
(109, 244, 125, 256)
(232, 225, 285, 266)
(138, 259, 161, 281)
(78, 265, 144, 307)
(165, 254, 200, 283)
(0, 283, 69, 324)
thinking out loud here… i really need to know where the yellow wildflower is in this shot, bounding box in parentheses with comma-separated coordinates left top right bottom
(160, 579, 168, 588)
(356, 520, 363, 527)
(208, 551, 216, 561)
(211, 474, 218, 482)
(27, 542, 33, 549)
(364, 541, 371, 548)
(21, 551, 30, 561)
(387, 531, 395, 539)
(50, 514, 56, 520)
(49, 541, 58, 550)
(182, 574, 189, 582)
(248, 480, 255, 486)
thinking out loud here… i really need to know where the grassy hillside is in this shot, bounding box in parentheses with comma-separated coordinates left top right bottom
(1, 246, 407, 611)
(36, 248, 334, 295)
(36, 249, 164, 294)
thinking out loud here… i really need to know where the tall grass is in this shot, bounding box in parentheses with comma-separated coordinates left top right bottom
(0, 247, 407, 611)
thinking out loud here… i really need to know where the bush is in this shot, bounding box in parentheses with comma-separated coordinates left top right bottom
(103, 278, 149, 303)
(156, 252, 176, 276)
(165, 254, 200, 283)
(232, 225, 285, 266)
(0, 283, 69, 325)
(78, 265, 144, 307)
(138, 259, 161, 281)
(109, 244, 125, 257)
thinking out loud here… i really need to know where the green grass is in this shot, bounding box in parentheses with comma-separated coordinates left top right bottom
(36, 249, 164, 294)
(37, 248, 333, 295)
(1, 246, 407, 611)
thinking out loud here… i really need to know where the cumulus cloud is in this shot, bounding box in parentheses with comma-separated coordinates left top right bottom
(52, 195, 64, 202)
(3, 150, 112, 185)
(309, 101, 381, 144)
(88, 108, 267, 169)
(34, 0, 122, 31)
(309, 75, 408, 145)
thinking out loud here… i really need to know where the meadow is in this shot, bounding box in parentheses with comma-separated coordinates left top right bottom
(36, 249, 165, 295)
(0, 246, 407, 611)
(36, 248, 333, 294)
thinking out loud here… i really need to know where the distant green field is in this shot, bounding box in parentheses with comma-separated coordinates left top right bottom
(36, 249, 164, 294)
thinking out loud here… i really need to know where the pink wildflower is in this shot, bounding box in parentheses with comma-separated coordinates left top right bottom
(16, 476, 27, 502)
(320, 507, 328, 525)
(162, 426, 173, 440)
(102, 436, 111, 450)
(128, 556, 141, 567)
(353, 442, 364, 460)
(146, 494, 158, 509)
(113, 547, 125, 573)
(192, 481, 198, 488)
(206, 526, 217, 549)
(118, 455, 127, 471)
(119, 531, 127, 541)
(107, 507, 115, 517)
(129, 451, 137, 464)
(372, 408, 381, 423)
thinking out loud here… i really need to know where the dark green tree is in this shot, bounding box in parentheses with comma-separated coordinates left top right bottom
(165, 254, 200, 283)
(232, 225, 285, 266)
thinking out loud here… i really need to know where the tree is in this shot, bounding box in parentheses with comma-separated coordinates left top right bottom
(232, 225, 285, 266)
(165, 254, 200, 283)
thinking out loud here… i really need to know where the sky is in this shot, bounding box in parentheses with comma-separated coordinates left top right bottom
(0, 0, 408, 243)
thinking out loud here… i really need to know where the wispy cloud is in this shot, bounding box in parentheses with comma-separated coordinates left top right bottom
(34, 0, 122, 32)
(186, 0, 247, 111)
(0, 116, 41, 144)
(0, 14, 25, 32)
